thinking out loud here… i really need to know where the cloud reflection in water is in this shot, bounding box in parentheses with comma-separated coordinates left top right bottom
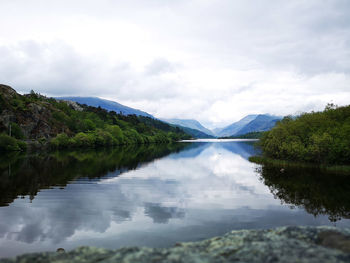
(0, 141, 349, 258)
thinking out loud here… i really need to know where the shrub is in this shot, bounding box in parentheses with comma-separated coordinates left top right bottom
(51, 133, 72, 149)
(124, 129, 144, 144)
(9, 122, 25, 139)
(106, 125, 124, 139)
(0, 133, 26, 152)
(73, 132, 94, 147)
(94, 129, 114, 146)
(81, 119, 96, 132)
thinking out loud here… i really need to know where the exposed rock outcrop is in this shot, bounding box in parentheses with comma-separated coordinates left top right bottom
(1, 226, 350, 263)
(55, 99, 83, 111)
(0, 84, 71, 139)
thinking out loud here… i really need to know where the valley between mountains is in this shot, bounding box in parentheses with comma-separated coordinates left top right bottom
(55, 96, 282, 139)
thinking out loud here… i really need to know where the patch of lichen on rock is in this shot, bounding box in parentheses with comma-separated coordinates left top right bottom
(1, 226, 350, 263)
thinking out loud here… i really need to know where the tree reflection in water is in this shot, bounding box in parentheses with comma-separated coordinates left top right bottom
(0, 143, 192, 207)
(256, 164, 350, 222)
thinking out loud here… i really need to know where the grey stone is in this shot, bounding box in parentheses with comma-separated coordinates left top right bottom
(56, 99, 83, 111)
(1, 226, 350, 263)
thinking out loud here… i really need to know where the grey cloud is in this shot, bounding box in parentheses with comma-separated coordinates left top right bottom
(145, 58, 176, 75)
(0, 41, 180, 101)
(0, 41, 104, 95)
(144, 203, 185, 224)
(205, 1, 350, 74)
(0, 0, 349, 127)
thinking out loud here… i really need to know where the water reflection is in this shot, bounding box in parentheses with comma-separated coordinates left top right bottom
(0, 141, 350, 258)
(0, 143, 189, 206)
(256, 164, 350, 222)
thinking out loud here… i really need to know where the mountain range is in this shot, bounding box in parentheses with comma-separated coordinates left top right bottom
(214, 114, 282, 137)
(55, 97, 153, 118)
(55, 96, 282, 138)
(214, 115, 258, 137)
(233, 114, 282, 135)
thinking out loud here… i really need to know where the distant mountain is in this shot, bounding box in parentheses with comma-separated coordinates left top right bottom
(212, 127, 222, 135)
(215, 114, 282, 137)
(55, 97, 153, 118)
(214, 115, 258, 137)
(173, 125, 215, 139)
(235, 114, 282, 135)
(162, 119, 215, 136)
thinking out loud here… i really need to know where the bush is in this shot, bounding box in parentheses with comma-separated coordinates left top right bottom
(106, 125, 124, 144)
(73, 132, 94, 147)
(81, 119, 96, 132)
(0, 133, 26, 152)
(51, 133, 72, 149)
(10, 98, 25, 110)
(124, 129, 144, 144)
(94, 129, 114, 146)
(52, 111, 68, 123)
(9, 122, 25, 139)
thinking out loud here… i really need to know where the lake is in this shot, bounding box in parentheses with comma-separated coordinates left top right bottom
(1, 139, 350, 258)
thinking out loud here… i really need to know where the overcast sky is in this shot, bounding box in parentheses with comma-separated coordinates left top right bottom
(0, 0, 349, 128)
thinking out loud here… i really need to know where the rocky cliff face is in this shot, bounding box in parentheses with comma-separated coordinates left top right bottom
(1, 226, 350, 263)
(0, 84, 70, 139)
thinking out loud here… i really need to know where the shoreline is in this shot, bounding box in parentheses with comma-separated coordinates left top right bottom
(1, 226, 349, 263)
(249, 155, 350, 175)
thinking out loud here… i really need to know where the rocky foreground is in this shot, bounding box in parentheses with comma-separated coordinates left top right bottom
(1, 226, 350, 263)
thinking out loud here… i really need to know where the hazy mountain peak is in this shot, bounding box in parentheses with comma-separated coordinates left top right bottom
(55, 96, 153, 118)
(214, 115, 258, 137)
(214, 114, 282, 137)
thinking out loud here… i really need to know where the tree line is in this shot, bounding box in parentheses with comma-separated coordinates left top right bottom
(259, 104, 350, 165)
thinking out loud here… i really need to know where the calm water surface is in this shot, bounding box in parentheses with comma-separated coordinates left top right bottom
(0, 140, 350, 258)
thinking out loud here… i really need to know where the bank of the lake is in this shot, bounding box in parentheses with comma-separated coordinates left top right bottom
(249, 156, 350, 175)
(1, 226, 350, 263)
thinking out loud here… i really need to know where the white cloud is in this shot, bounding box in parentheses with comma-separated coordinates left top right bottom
(0, 0, 349, 128)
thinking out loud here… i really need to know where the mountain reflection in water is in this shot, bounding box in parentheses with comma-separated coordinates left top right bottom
(0, 140, 349, 258)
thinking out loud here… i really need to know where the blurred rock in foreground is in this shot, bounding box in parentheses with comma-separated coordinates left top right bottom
(1, 226, 350, 263)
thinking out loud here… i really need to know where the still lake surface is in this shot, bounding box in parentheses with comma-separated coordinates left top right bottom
(1, 139, 350, 258)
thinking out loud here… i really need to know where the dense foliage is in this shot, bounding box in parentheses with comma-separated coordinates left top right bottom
(259, 104, 350, 164)
(171, 125, 215, 139)
(49, 104, 190, 149)
(0, 87, 191, 151)
(0, 134, 26, 152)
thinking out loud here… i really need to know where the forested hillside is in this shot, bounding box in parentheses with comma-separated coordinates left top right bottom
(259, 104, 350, 165)
(167, 124, 215, 139)
(220, 131, 265, 139)
(0, 85, 190, 151)
(162, 118, 215, 136)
